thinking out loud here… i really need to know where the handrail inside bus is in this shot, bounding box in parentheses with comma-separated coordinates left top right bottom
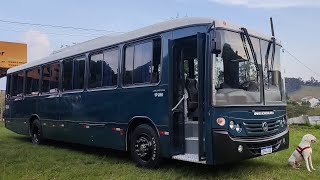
(171, 95, 185, 112)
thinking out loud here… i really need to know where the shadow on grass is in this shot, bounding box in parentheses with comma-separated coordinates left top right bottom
(11, 135, 285, 178)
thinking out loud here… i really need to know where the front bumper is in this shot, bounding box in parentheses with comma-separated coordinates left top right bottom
(212, 128, 289, 165)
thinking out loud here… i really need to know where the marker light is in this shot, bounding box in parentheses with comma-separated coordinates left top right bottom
(229, 121, 235, 130)
(217, 118, 226, 126)
(236, 124, 242, 133)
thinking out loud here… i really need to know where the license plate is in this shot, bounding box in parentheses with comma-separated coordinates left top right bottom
(261, 146, 272, 155)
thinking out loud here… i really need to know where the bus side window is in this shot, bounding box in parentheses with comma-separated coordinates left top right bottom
(11, 72, 24, 97)
(89, 53, 103, 88)
(73, 57, 85, 90)
(26, 68, 40, 96)
(42, 65, 50, 93)
(151, 39, 161, 83)
(49, 63, 60, 93)
(103, 49, 118, 87)
(6, 75, 11, 97)
(41, 63, 60, 93)
(124, 38, 161, 86)
(63, 60, 73, 91)
(124, 46, 134, 85)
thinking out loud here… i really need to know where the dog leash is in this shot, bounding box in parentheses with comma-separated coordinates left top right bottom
(296, 146, 311, 158)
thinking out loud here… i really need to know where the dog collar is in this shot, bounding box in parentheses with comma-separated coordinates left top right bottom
(296, 146, 311, 158)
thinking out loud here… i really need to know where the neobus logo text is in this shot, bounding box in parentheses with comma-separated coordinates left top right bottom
(253, 111, 274, 116)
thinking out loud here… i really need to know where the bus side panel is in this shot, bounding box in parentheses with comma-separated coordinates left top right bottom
(117, 84, 170, 154)
(82, 89, 125, 150)
(58, 92, 89, 144)
(37, 94, 62, 140)
(5, 99, 29, 136)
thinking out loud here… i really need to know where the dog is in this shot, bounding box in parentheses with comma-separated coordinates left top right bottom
(288, 134, 317, 172)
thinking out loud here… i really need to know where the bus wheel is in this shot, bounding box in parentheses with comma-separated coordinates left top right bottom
(130, 124, 160, 168)
(31, 120, 43, 145)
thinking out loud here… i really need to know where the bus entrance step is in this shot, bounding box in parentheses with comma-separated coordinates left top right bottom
(185, 121, 198, 137)
(185, 137, 198, 154)
(172, 153, 206, 164)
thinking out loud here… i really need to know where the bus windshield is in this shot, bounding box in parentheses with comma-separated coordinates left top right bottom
(213, 30, 284, 106)
(261, 41, 284, 104)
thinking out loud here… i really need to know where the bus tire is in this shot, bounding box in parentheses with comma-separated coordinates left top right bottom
(130, 124, 160, 168)
(31, 119, 43, 145)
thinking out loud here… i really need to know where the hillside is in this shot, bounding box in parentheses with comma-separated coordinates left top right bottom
(289, 86, 320, 101)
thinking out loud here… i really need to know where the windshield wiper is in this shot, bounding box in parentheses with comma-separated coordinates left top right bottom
(240, 27, 259, 72)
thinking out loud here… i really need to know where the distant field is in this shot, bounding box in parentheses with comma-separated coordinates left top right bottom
(290, 86, 320, 101)
(0, 122, 320, 179)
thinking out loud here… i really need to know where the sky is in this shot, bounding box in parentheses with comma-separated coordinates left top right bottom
(0, 0, 320, 89)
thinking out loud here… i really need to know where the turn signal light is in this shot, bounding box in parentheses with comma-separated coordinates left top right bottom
(217, 117, 226, 126)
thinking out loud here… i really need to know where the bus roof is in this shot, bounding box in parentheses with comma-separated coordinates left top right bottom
(8, 17, 275, 74)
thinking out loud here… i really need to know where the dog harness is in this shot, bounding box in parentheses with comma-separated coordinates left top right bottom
(296, 146, 311, 158)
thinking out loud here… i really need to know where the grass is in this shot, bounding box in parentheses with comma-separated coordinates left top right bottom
(290, 86, 320, 101)
(0, 123, 320, 180)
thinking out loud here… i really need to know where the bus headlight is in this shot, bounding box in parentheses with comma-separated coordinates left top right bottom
(236, 124, 242, 133)
(229, 121, 235, 130)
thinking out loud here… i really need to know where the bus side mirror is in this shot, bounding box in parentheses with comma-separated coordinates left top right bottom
(211, 31, 222, 55)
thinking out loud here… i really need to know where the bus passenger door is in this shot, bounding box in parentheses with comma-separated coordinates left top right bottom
(169, 39, 185, 155)
(169, 33, 206, 162)
(197, 33, 206, 161)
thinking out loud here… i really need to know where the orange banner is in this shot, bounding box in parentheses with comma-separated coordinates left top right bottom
(0, 41, 27, 69)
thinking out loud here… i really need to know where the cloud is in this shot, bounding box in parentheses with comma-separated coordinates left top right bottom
(19, 30, 52, 62)
(210, 0, 320, 8)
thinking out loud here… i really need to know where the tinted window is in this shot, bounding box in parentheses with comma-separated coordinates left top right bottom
(103, 50, 118, 87)
(151, 39, 161, 83)
(133, 42, 152, 84)
(26, 68, 40, 95)
(63, 60, 73, 91)
(49, 63, 60, 92)
(124, 46, 134, 85)
(11, 72, 24, 96)
(42, 65, 50, 93)
(89, 53, 103, 88)
(6, 75, 11, 96)
(124, 39, 161, 86)
(73, 57, 85, 89)
(42, 63, 60, 93)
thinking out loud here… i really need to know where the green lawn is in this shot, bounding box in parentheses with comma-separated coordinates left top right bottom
(0, 122, 319, 180)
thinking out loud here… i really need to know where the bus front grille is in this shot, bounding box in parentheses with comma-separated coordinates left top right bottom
(247, 139, 282, 155)
(243, 120, 281, 136)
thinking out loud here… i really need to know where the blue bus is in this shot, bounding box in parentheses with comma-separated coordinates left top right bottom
(4, 17, 288, 167)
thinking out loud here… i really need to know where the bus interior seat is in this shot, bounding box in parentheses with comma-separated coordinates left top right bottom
(185, 78, 198, 113)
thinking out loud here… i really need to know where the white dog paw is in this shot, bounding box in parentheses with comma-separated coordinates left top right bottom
(312, 168, 316, 171)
